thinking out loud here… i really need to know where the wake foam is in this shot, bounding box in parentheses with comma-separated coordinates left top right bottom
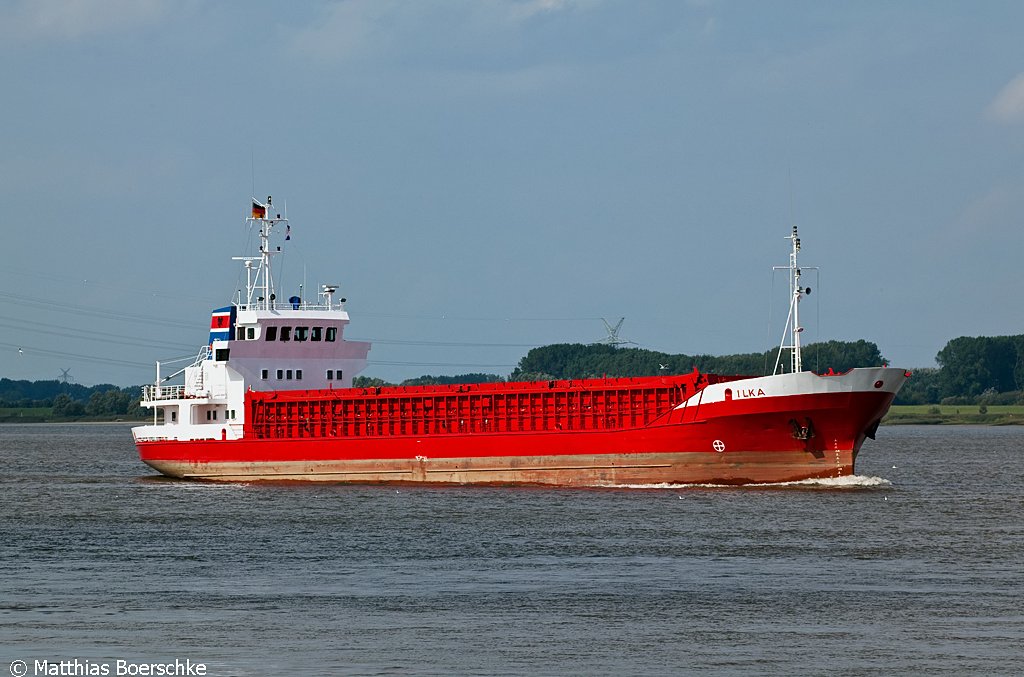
(602, 475, 892, 490)
(780, 474, 891, 488)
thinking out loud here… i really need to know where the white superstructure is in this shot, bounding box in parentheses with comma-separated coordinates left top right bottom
(132, 196, 371, 443)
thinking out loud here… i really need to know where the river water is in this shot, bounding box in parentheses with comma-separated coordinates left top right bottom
(1, 424, 1022, 675)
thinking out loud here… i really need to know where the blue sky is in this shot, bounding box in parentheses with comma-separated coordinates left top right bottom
(3, 0, 1024, 386)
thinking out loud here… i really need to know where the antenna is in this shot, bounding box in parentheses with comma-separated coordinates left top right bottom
(787, 165, 795, 229)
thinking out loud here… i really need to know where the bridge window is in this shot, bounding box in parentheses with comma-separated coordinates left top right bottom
(261, 369, 268, 380)
(311, 327, 323, 341)
(286, 369, 293, 380)
(276, 369, 283, 379)
(247, 327, 255, 340)
(296, 370, 303, 380)
(326, 369, 333, 380)
(265, 326, 278, 341)
(326, 327, 337, 342)
(295, 326, 309, 342)
(280, 327, 291, 341)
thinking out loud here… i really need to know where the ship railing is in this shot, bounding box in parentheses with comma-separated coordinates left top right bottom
(235, 300, 348, 312)
(142, 346, 209, 403)
(142, 384, 187, 402)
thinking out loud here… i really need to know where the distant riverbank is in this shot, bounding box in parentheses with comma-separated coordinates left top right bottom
(883, 404, 1024, 425)
(0, 408, 145, 424)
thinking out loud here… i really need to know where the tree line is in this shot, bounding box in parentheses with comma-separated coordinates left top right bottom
(507, 340, 885, 382)
(358, 335, 1024, 406)
(5, 334, 1023, 412)
(897, 335, 1024, 405)
(0, 378, 143, 418)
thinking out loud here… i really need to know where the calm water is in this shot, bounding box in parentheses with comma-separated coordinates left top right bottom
(1, 424, 1022, 676)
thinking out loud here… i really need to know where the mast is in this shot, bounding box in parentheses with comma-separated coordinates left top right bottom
(235, 195, 289, 310)
(773, 225, 813, 374)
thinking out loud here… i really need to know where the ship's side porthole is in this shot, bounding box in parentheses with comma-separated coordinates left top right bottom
(724, 388, 732, 401)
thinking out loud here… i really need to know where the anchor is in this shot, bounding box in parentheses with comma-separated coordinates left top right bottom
(789, 417, 815, 441)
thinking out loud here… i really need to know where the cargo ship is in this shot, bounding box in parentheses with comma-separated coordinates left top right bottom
(132, 197, 907, 485)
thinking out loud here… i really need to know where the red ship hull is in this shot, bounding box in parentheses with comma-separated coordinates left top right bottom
(136, 369, 903, 485)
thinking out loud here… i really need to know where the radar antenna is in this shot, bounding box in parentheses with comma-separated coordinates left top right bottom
(320, 284, 343, 311)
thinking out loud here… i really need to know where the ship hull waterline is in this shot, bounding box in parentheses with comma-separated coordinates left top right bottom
(136, 389, 894, 486)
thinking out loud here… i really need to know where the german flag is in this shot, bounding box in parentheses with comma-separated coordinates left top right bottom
(252, 200, 267, 219)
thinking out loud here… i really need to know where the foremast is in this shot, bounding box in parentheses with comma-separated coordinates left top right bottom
(773, 225, 814, 375)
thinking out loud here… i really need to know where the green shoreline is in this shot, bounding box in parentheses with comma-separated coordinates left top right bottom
(882, 404, 1024, 426)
